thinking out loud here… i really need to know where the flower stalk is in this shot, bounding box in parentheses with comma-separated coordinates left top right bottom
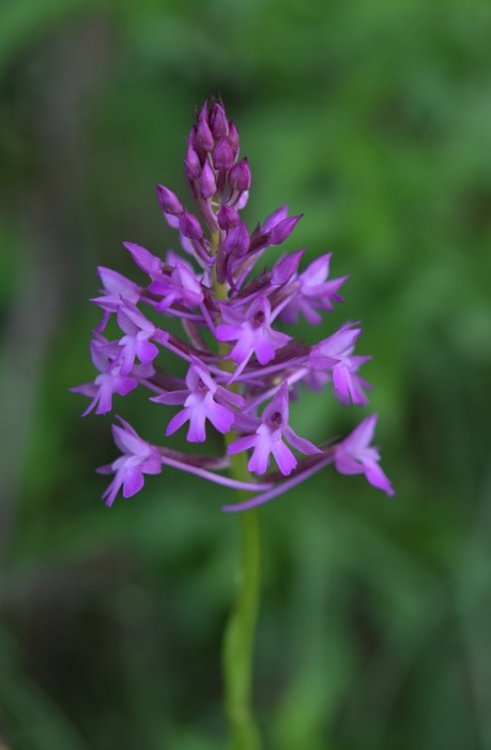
(214, 225, 262, 748)
(222, 499, 262, 750)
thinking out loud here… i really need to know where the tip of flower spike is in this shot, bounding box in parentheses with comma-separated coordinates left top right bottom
(196, 108, 214, 152)
(209, 101, 229, 140)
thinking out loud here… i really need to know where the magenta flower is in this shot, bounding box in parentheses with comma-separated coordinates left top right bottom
(228, 386, 321, 475)
(148, 252, 204, 312)
(280, 253, 347, 324)
(333, 414, 394, 496)
(152, 359, 242, 442)
(95, 266, 141, 307)
(116, 304, 160, 374)
(98, 418, 163, 506)
(216, 296, 291, 373)
(73, 99, 393, 508)
(71, 338, 138, 416)
(309, 322, 372, 406)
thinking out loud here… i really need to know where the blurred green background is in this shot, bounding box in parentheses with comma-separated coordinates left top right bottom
(1, 0, 490, 748)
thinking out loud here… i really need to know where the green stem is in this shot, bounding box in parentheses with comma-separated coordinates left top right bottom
(210, 229, 262, 749)
(222, 453, 262, 750)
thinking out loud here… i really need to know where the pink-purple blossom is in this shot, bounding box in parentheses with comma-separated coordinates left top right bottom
(228, 386, 321, 475)
(309, 322, 372, 406)
(333, 414, 394, 496)
(216, 296, 291, 374)
(280, 253, 347, 324)
(152, 360, 242, 442)
(98, 418, 163, 506)
(73, 99, 393, 509)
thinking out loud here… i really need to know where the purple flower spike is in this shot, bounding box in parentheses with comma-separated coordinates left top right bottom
(334, 415, 394, 496)
(228, 385, 321, 476)
(152, 360, 241, 443)
(74, 99, 393, 508)
(98, 418, 162, 506)
(216, 296, 291, 372)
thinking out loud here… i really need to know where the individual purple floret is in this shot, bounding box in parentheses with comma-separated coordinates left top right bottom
(228, 385, 321, 475)
(216, 296, 291, 375)
(71, 337, 138, 416)
(73, 99, 393, 508)
(98, 418, 163, 506)
(333, 414, 394, 496)
(116, 304, 160, 374)
(309, 322, 372, 405)
(152, 359, 242, 442)
(280, 253, 347, 324)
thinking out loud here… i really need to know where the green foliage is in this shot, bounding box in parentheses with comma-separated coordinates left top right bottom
(0, 0, 490, 748)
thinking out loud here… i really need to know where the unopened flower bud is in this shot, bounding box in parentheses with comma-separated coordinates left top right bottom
(227, 121, 240, 157)
(222, 222, 250, 257)
(272, 249, 304, 284)
(217, 205, 240, 230)
(179, 211, 203, 240)
(268, 214, 303, 245)
(209, 102, 229, 140)
(156, 185, 183, 215)
(213, 138, 234, 171)
(185, 143, 201, 180)
(200, 160, 217, 200)
(229, 158, 251, 191)
(196, 110, 214, 152)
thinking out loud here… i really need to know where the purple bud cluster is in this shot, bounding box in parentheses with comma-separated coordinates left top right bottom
(73, 100, 394, 510)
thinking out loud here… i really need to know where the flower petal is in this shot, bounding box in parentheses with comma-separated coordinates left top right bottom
(123, 467, 145, 498)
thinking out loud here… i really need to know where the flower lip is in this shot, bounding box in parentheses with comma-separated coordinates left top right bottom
(252, 310, 265, 328)
(269, 410, 283, 429)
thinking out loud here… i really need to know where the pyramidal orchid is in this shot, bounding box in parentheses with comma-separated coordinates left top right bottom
(73, 99, 393, 509)
(73, 100, 394, 749)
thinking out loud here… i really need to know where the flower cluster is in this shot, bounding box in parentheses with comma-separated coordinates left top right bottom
(73, 101, 394, 510)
